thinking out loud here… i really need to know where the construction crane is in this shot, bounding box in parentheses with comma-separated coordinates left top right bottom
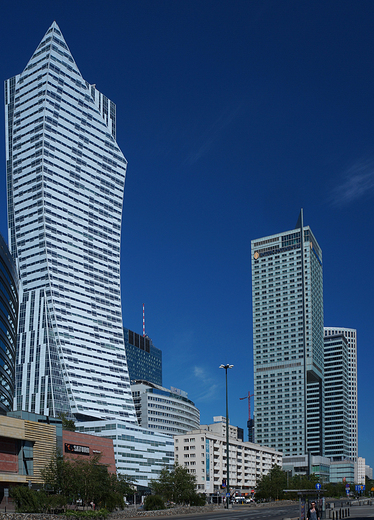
(239, 391, 253, 421)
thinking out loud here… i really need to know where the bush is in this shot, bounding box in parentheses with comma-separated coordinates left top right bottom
(11, 487, 42, 513)
(144, 495, 165, 510)
(189, 493, 206, 506)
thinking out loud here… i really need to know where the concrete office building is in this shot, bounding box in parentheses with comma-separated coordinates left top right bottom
(324, 327, 358, 462)
(251, 210, 324, 457)
(131, 381, 200, 435)
(282, 454, 331, 483)
(329, 459, 356, 484)
(124, 328, 162, 386)
(323, 333, 350, 460)
(5, 21, 137, 423)
(0, 234, 18, 415)
(174, 429, 282, 496)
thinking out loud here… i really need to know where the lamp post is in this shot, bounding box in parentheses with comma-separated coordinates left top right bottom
(219, 363, 233, 508)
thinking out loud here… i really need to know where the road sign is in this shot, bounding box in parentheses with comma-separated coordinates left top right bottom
(316, 483, 321, 490)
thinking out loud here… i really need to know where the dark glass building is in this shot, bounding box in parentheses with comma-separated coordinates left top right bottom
(0, 234, 18, 414)
(124, 328, 162, 386)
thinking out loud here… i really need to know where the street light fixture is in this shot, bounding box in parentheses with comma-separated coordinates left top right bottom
(219, 363, 233, 508)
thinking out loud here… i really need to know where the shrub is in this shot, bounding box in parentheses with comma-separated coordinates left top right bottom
(189, 493, 206, 506)
(144, 495, 165, 511)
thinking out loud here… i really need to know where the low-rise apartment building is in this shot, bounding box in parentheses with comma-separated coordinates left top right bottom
(174, 428, 282, 497)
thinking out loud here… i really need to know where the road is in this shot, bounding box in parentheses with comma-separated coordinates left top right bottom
(146, 503, 299, 520)
(135, 502, 374, 520)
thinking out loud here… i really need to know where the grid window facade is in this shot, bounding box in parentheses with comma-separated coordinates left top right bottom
(5, 22, 136, 422)
(324, 327, 357, 462)
(251, 213, 324, 456)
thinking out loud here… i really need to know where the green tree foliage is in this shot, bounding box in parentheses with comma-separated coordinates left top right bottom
(58, 412, 76, 431)
(285, 473, 320, 500)
(41, 451, 135, 511)
(144, 495, 165, 511)
(10, 486, 66, 513)
(323, 481, 346, 498)
(256, 464, 287, 500)
(151, 464, 204, 505)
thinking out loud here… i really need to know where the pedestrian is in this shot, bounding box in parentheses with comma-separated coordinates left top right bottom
(307, 501, 320, 520)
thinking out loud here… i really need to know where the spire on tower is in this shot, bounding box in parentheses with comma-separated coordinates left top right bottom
(143, 303, 145, 337)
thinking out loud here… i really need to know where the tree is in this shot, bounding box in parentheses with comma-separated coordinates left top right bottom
(151, 464, 203, 505)
(11, 486, 67, 513)
(144, 495, 165, 511)
(41, 451, 135, 510)
(58, 412, 76, 431)
(256, 464, 287, 500)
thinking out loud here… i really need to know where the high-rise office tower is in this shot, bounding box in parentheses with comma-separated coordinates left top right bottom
(323, 333, 350, 460)
(251, 210, 324, 457)
(324, 327, 358, 462)
(5, 22, 137, 423)
(124, 327, 162, 386)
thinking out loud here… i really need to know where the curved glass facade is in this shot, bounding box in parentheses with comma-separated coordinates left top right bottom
(0, 234, 18, 414)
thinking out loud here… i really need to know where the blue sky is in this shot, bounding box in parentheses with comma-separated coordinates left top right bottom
(1, 0, 374, 468)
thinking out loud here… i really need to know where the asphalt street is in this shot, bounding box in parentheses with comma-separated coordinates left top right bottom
(137, 502, 374, 520)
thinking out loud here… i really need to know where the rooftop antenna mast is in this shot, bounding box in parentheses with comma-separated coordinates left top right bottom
(143, 303, 145, 337)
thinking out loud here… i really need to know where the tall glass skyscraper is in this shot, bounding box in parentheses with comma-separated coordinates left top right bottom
(324, 327, 358, 462)
(323, 333, 350, 460)
(251, 210, 324, 457)
(5, 22, 137, 423)
(124, 327, 162, 386)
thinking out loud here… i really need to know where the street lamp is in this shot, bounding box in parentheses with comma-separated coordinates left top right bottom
(219, 363, 233, 508)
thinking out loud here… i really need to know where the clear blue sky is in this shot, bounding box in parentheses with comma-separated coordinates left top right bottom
(1, 1, 373, 468)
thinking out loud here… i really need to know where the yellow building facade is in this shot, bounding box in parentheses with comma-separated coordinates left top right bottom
(0, 415, 56, 486)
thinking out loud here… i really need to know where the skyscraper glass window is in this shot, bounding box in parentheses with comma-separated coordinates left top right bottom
(5, 22, 136, 423)
(124, 328, 162, 386)
(251, 210, 324, 456)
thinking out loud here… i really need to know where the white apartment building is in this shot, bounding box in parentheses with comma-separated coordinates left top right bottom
(174, 429, 282, 496)
(200, 416, 243, 441)
(324, 327, 358, 462)
(357, 457, 366, 485)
